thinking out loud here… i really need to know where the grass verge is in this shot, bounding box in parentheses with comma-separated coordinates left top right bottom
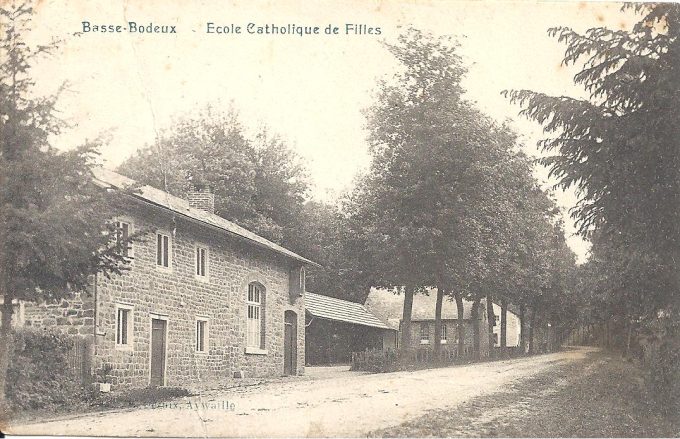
(371, 349, 679, 437)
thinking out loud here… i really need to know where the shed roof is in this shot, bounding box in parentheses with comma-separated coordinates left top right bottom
(305, 292, 393, 330)
(92, 168, 318, 267)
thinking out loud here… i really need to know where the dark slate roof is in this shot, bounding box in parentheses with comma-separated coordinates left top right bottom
(305, 292, 394, 330)
(364, 287, 475, 329)
(92, 168, 318, 267)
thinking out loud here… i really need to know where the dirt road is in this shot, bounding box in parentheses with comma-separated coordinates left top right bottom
(9, 347, 595, 437)
(374, 348, 679, 437)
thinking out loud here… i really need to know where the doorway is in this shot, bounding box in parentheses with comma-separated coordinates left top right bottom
(150, 318, 167, 386)
(284, 311, 297, 375)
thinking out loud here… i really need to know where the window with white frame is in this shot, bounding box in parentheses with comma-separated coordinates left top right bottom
(247, 283, 265, 349)
(195, 246, 208, 278)
(420, 323, 429, 344)
(115, 304, 133, 346)
(441, 323, 447, 343)
(115, 220, 133, 258)
(196, 318, 208, 352)
(156, 233, 171, 268)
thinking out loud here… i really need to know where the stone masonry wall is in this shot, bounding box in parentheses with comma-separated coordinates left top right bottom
(23, 200, 306, 390)
(23, 291, 95, 338)
(91, 203, 306, 389)
(407, 318, 491, 357)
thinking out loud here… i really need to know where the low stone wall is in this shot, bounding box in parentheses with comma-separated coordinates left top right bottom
(23, 291, 95, 337)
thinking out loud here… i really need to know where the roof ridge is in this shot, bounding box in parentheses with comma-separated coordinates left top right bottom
(92, 167, 318, 266)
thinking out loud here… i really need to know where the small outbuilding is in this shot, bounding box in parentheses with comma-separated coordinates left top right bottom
(305, 292, 397, 365)
(364, 287, 523, 357)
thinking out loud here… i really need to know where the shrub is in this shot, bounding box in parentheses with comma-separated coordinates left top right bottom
(351, 348, 398, 373)
(5, 329, 192, 416)
(639, 316, 680, 418)
(6, 329, 86, 412)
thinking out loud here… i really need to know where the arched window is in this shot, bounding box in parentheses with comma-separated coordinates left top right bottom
(247, 283, 265, 349)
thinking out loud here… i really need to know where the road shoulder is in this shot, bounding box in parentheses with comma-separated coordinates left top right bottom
(371, 349, 679, 437)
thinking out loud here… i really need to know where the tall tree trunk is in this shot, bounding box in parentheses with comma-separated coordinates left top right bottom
(519, 303, 526, 354)
(400, 285, 415, 356)
(528, 305, 537, 355)
(500, 299, 507, 358)
(433, 285, 444, 357)
(471, 298, 481, 361)
(486, 295, 495, 359)
(0, 294, 15, 420)
(454, 291, 465, 359)
(625, 318, 633, 358)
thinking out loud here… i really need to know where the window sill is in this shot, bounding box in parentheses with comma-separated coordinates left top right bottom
(441, 340, 448, 344)
(155, 265, 173, 273)
(194, 275, 209, 283)
(115, 344, 134, 351)
(245, 347, 268, 355)
(195, 350, 208, 355)
(419, 340, 429, 345)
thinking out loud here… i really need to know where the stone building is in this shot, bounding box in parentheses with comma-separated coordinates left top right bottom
(20, 168, 316, 389)
(364, 288, 521, 357)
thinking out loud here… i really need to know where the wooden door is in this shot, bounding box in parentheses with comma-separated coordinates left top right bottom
(284, 311, 297, 376)
(150, 318, 166, 386)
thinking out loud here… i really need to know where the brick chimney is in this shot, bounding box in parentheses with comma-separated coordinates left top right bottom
(187, 188, 215, 215)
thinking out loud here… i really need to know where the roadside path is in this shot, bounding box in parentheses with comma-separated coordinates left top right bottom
(9, 347, 595, 437)
(374, 348, 679, 437)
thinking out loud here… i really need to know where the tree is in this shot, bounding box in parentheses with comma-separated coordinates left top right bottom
(0, 2, 133, 415)
(360, 28, 499, 356)
(119, 108, 310, 250)
(119, 109, 384, 304)
(506, 7, 680, 399)
(290, 200, 375, 303)
(505, 4, 680, 322)
(359, 28, 562, 360)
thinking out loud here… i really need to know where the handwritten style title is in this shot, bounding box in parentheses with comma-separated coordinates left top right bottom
(206, 22, 381, 36)
(81, 21, 382, 36)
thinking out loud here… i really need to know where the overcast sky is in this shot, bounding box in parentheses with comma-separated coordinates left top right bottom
(27, 0, 641, 263)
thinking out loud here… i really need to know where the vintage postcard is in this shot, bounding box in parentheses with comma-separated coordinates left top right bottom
(1, 0, 679, 437)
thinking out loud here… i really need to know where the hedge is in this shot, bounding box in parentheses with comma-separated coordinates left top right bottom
(6, 329, 86, 412)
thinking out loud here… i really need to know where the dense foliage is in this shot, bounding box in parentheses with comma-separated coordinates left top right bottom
(119, 108, 309, 249)
(0, 1, 134, 413)
(117, 105, 381, 302)
(6, 329, 84, 412)
(352, 28, 576, 357)
(507, 3, 680, 412)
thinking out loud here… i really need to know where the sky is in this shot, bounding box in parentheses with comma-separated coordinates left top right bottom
(26, 0, 642, 263)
